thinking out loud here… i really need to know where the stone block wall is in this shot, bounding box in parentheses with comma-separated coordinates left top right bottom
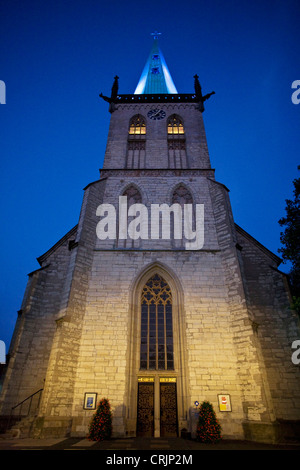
(103, 103, 211, 170)
(236, 226, 300, 421)
(0, 226, 77, 415)
(68, 249, 246, 438)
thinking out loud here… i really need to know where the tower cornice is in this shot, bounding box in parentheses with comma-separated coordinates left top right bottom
(98, 168, 215, 178)
(115, 93, 198, 104)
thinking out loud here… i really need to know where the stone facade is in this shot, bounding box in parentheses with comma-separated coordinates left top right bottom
(1, 97, 299, 443)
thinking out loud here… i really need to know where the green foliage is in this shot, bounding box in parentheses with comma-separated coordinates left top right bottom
(87, 398, 112, 441)
(196, 401, 222, 443)
(291, 296, 300, 316)
(278, 165, 300, 315)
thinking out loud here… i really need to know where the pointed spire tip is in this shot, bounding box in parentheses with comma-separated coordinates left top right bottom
(134, 33, 177, 95)
(151, 31, 161, 39)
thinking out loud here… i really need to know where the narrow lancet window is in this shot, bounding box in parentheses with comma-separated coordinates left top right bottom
(171, 185, 194, 248)
(117, 185, 142, 249)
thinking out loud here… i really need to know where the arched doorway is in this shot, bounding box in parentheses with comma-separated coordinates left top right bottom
(137, 274, 177, 437)
(126, 264, 189, 438)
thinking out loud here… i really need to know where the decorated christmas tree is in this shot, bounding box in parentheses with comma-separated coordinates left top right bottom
(87, 398, 112, 441)
(196, 401, 222, 443)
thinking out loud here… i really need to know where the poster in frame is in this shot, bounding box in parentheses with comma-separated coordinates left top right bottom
(83, 392, 97, 410)
(217, 394, 232, 412)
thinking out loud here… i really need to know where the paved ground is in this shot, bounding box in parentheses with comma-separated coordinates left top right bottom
(0, 436, 299, 451)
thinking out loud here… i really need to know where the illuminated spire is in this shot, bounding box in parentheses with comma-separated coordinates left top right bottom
(134, 33, 178, 94)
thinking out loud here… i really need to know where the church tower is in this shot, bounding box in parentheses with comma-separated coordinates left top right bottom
(1, 35, 299, 442)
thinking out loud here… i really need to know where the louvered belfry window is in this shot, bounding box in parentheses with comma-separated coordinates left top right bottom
(140, 274, 174, 371)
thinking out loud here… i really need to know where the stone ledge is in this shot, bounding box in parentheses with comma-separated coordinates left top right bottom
(33, 416, 73, 439)
(242, 420, 300, 444)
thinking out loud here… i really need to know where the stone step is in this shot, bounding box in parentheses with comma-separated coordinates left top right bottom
(1, 416, 36, 439)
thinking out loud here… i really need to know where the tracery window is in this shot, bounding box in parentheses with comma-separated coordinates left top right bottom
(172, 184, 193, 206)
(167, 115, 184, 135)
(140, 274, 174, 371)
(129, 115, 146, 135)
(123, 185, 142, 206)
(127, 115, 146, 168)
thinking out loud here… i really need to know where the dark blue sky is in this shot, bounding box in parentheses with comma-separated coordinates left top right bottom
(0, 0, 299, 348)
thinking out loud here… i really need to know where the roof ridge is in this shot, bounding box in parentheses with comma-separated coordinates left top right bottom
(37, 225, 78, 265)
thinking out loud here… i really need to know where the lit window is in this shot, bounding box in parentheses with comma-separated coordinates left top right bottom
(167, 115, 184, 135)
(129, 115, 146, 135)
(140, 274, 174, 371)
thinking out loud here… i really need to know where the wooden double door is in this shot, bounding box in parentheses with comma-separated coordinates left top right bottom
(136, 380, 178, 437)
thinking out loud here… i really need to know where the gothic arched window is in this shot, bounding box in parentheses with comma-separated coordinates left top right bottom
(123, 184, 142, 205)
(127, 115, 146, 168)
(129, 115, 146, 135)
(172, 184, 193, 205)
(167, 115, 184, 135)
(140, 274, 174, 371)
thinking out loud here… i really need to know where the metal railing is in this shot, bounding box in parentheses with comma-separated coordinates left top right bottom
(6, 388, 43, 431)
